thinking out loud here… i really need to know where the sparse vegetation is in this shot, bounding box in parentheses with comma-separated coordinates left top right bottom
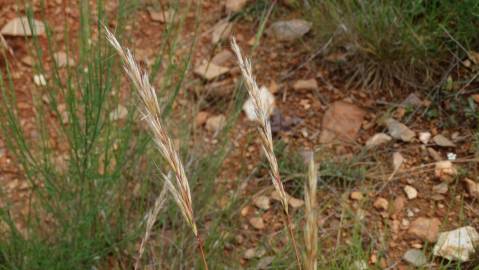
(0, 0, 478, 269)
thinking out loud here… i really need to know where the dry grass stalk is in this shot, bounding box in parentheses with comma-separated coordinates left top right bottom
(135, 185, 168, 270)
(104, 27, 208, 270)
(304, 158, 318, 270)
(231, 37, 302, 270)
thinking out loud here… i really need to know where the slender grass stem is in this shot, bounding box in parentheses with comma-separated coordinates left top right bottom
(285, 213, 303, 270)
(196, 234, 209, 270)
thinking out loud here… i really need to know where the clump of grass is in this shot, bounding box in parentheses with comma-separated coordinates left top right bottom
(309, 0, 479, 89)
(105, 28, 209, 270)
(231, 37, 303, 269)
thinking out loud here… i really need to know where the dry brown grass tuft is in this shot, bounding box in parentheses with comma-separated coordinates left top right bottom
(104, 27, 209, 270)
(231, 37, 303, 270)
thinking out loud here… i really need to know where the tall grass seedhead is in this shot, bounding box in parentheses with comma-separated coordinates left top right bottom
(231, 37, 302, 270)
(105, 27, 208, 270)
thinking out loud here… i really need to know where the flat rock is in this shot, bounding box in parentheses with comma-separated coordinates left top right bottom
(427, 147, 443, 161)
(253, 195, 270, 210)
(404, 185, 417, 200)
(365, 133, 391, 147)
(433, 134, 456, 147)
(249, 217, 265, 230)
(194, 62, 229, 80)
(408, 217, 441, 242)
(211, 20, 233, 44)
(432, 182, 448, 194)
(293, 79, 318, 90)
(433, 226, 479, 262)
(319, 101, 366, 143)
(403, 249, 428, 267)
(393, 152, 404, 171)
(205, 114, 226, 133)
(350, 191, 364, 201)
(385, 118, 415, 142)
(373, 197, 389, 211)
(242, 86, 275, 122)
(270, 19, 312, 41)
(1, 17, 45, 36)
(434, 161, 457, 182)
(211, 49, 234, 65)
(225, 0, 248, 12)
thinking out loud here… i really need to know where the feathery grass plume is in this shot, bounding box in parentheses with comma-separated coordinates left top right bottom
(230, 38, 288, 213)
(135, 185, 168, 270)
(104, 27, 208, 270)
(231, 37, 302, 270)
(304, 157, 318, 270)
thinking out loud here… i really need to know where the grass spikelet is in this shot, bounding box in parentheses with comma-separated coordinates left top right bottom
(231, 37, 302, 270)
(135, 185, 168, 270)
(104, 27, 208, 270)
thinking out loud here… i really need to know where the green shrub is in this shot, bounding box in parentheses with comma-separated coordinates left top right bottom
(309, 0, 479, 89)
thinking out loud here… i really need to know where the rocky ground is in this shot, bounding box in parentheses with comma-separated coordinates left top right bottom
(1, 0, 479, 269)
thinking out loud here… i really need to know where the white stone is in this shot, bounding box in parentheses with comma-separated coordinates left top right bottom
(253, 195, 270, 210)
(433, 226, 479, 262)
(419, 132, 431, 144)
(403, 249, 428, 267)
(249, 217, 265, 230)
(242, 86, 275, 122)
(404, 185, 417, 200)
(205, 114, 226, 133)
(365, 133, 392, 147)
(270, 19, 312, 41)
(385, 118, 415, 142)
(33, 74, 46, 86)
